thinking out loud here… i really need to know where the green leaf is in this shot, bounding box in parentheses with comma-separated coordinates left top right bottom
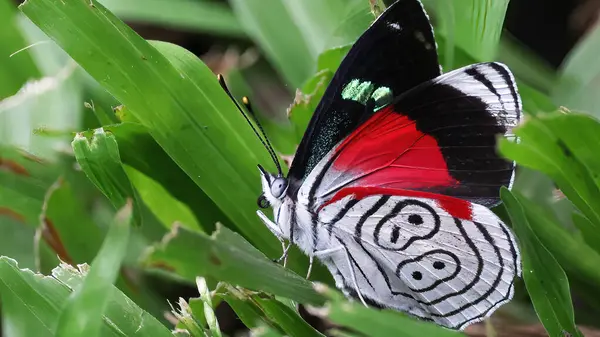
(106, 122, 226, 233)
(72, 128, 142, 226)
(86, 98, 118, 126)
(0, 146, 58, 181)
(325, 0, 372, 49)
(0, 146, 57, 226)
(124, 165, 202, 231)
(0, 26, 84, 159)
(0, 215, 36, 269)
(316, 284, 464, 337)
(498, 113, 600, 295)
(316, 44, 351, 72)
(516, 82, 557, 115)
(283, 0, 368, 56)
(52, 264, 173, 337)
(498, 113, 600, 235)
(55, 201, 132, 337)
(254, 297, 325, 337)
(187, 298, 208, 328)
(20, 0, 282, 255)
(0, 167, 46, 225)
(507, 193, 600, 292)
(501, 189, 583, 337)
(0, 257, 173, 336)
(572, 212, 600, 255)
(0, 0, 40, 99)
(144, 224, 325, 305)
(99, 0, 246, 37)
(172, 298, 207, 337)
(230, 0, 314, 88)
(0, 258, 68, 336)
(498, 36, 557, 95)
(553, 23, 600, 117)
(426, 0, 509, 61)
(287, 43, 353, 140)
(1, 287, 53, 337)
(40, 178, 104, 264)
(252, 324, 286, 337)
(281, 0, 347, 56)
(512, 167, 554, 206)
(288, 70, 333, 141)
(219, 290, 266, 329)
(196, 277, 222, 337)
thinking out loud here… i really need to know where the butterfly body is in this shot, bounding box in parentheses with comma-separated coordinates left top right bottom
(253, 0, 522, 331)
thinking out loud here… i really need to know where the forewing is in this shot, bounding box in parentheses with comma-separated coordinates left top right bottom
(300, 62, 521, 210)
(315, 192, 521, 330)
(289, 0, 441, 182)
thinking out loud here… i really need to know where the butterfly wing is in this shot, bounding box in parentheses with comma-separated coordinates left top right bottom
(316, 192, 521, 330)
(299, 62, 521, 211)
(289, 0, 441, 182)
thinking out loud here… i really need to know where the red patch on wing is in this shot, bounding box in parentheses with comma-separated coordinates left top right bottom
(333, 106, 458, 190)
(323, 186, 473, 220)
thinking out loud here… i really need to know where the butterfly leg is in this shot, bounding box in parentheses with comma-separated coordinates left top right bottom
(313, 246, 368, 308)
(257, 210, 290, 267)
(274, 242, 291, 268)
(306, 255, 314, 279)
(257, 210, 284, 238)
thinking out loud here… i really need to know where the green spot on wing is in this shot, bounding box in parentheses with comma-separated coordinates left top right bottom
(341, 79, 374, 105)
(371, 86, 392, 109)
(341, 79, 392, 109)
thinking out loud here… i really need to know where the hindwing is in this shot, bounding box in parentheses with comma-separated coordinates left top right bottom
(315, 191, 521, 330)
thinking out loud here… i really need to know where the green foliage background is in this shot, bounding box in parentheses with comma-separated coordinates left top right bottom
(1, 0, 600, 336)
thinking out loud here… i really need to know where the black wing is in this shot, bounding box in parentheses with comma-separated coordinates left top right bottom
(288, 0, 441, 183)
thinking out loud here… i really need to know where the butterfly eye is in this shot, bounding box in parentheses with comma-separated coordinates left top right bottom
(270, 178, 288, 199)
(257, 194, 270, 209)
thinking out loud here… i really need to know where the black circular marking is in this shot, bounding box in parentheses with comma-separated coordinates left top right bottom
(257, 194, 270, 209)
(408, 214, 423, 225)
(396, 249, 461, 293)
(373, 199, 440, 251)
(433, 261, 445, 269)
(412, 271, 422, 280)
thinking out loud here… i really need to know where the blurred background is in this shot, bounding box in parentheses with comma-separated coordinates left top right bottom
(2, 0, 600, 336)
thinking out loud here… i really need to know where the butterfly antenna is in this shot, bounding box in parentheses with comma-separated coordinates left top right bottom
(242, 96, 283, 175)
(217, 74, 283, 176)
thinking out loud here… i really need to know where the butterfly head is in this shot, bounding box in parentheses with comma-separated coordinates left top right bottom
(257, 164, 289, 209)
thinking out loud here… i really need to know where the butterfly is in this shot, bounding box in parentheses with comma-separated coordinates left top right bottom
(221, 0, 522, 331)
